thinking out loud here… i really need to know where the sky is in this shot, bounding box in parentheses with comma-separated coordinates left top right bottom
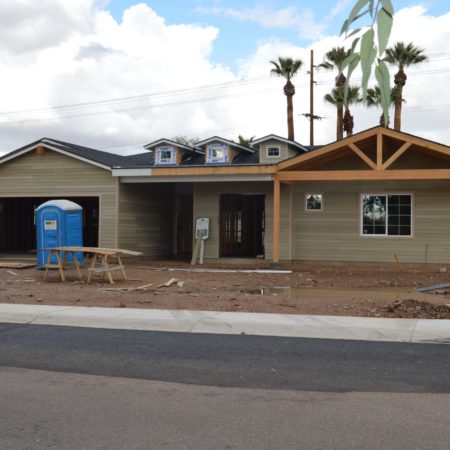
(0, 0, 449, 155)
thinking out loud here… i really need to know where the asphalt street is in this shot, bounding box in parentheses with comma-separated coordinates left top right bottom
(1, 366, 450, 450)
(0, 322, 449, 393)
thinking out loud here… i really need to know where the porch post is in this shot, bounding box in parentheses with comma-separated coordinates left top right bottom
(273, 177, 280, 263)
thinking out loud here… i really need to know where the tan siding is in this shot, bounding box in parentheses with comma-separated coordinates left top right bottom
(0, 149, 117, 247)
(259, 140, 289, 164)
(292, 181, 450, 263)
(118, 183, 175, 256)
(193, 181, 290, 260)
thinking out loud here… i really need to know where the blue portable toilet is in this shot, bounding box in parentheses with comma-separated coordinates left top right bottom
(35, 200, 84, 268)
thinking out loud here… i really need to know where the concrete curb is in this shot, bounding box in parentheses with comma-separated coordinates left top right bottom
(0, 303, 449, 344)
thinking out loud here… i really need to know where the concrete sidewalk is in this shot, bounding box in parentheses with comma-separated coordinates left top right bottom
(0, 303, 449, 344)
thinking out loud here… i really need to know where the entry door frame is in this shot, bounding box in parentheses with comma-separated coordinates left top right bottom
(219, 193, 265, 258)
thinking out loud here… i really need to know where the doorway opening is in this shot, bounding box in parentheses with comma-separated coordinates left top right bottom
(219, 193, 265, 257)
(176, 192, 193, 257)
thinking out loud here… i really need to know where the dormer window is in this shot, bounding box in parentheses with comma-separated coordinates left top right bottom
(207, 143, 228, 164)
(267, 147, 280, 157)
(155, 146, 176, 165)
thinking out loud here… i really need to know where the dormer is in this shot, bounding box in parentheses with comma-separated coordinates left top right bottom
(196, 137, 255, 165)
(251, 134, 308, 164)
(143, 139, 200, 166)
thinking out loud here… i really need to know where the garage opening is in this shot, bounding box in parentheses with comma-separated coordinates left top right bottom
(0, 197, 99, 253)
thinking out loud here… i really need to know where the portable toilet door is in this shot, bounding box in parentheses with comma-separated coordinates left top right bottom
(36, 200, 84, 268)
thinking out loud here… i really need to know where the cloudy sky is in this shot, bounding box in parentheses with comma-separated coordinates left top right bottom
(0, 0, 449, 155)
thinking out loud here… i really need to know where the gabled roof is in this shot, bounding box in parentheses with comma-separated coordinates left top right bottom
(276, 126, 450, 181)
(251, 134, 308, 152)
(196, 136, 255, 153)
(0, 138, 128, 170)
(143, 138, 203, 154)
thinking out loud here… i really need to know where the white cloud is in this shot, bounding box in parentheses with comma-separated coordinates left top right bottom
(0, 3, 449, 155)
(194, 4, 326, 40)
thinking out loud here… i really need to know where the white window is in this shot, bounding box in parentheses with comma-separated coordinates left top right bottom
(155, 146, 176, 165)
(207, 143, 228, 163)
(267, 147, 280, 157)
(305, 194, 323, 211)
(361, 194, 412, 236)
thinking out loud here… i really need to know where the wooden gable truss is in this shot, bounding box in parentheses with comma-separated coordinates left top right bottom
(271, 127, 450, 262)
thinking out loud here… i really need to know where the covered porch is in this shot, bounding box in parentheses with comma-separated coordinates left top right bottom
(272, 127, 450, 264)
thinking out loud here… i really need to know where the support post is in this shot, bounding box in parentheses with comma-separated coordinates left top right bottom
(377, 131, 383, 169)
(310, 49, 314, 147)
(273, 177, 280, 264)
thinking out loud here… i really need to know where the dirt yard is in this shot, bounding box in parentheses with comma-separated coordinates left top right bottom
(1, 259, 450, 319)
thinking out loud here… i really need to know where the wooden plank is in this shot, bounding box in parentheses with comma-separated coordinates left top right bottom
(277, 169, 450, 181)
(152, 165, 275, 176)
(382, 142, 412, 170)
(348, 143, 377, 170)
(381, 127, 450, 154)
(277, 127, 380, 170)
(88, 265, 125, 273)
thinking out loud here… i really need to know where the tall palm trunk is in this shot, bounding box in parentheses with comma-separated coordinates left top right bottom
(337, 106, 344, 140)
(393, 68, 406, 131)
(336, 73, 346, 140)
(343, 107, 354, 137)
(284, 81, 295, 140)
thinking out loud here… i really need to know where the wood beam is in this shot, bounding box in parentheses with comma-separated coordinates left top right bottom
(152, 165, 275, 176)
(382, 142, 412, 170)
(273, 178, 280, 263)
(376, 131, 383, 169)
(348, 143, 377, 170)
(277, 127, 380, 170)
(277, 169, 450, 181)
(381, 127, 450, 155)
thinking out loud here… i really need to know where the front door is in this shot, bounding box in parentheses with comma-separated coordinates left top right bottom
(219, 194, 265, 257)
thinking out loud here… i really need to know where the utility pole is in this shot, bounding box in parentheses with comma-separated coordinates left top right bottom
(301, 49, 323, 147)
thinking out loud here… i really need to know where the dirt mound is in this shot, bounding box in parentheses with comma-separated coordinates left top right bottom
(378, 299, 450, 319)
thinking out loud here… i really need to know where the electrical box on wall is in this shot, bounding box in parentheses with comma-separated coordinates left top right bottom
(195, 217, 209, 240)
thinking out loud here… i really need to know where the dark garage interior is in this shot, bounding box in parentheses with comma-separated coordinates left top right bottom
(0, 197, 99, 253)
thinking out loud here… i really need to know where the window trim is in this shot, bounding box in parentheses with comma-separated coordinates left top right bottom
(206, 143, 229, 164)
(359, 193, 414, 238)
(305, 193, 324, 212)
(266, 146, 280, 158)
(155, 146, 176, 165)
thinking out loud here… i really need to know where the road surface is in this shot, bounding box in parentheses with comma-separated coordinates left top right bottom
(0, 323, 449, 449)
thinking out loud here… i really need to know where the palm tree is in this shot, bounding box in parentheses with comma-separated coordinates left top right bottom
(320, 47, 352, 140)
(365, 86, 402, 127)
(270, 57, 303, 140)
(324, 85, 361, 138)
(384, 42, 428, 131)
(237, 135, 255, 148)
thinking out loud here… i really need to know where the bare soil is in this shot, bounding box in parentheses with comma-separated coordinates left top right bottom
(1, 259, 450, 319)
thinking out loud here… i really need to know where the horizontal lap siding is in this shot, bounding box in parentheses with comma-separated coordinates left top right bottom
(293, 181, 450, 263)
(0, 150, 117, 247)
(118, 183, 175, 256)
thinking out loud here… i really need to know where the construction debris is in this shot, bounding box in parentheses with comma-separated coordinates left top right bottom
(6, 270, 18, 276)
(158, 278, 179, 288)
(0, 262, 36, 269)
(168, 268, 292, 274)
(417, 282, 450, 293)
(99, 282, 153, 292)
(176, 281, 185, 288)
(378, 299, 450, 319)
